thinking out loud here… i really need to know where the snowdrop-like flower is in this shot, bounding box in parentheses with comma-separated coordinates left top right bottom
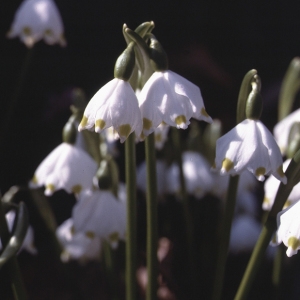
(272, 200, 300, 257)
(78, 78, 143, 143)
(213, 119, 287, 183)
(29, 143, 98, 196)
(138, 70, 212, 137)
(72, 187, 126, 248)
(153, 123, 170, 150)
(263, 159, 300, 211)
(7, 0, 66, 48)
(56, 218, 102, 263)
(166, 151, 213, 199)
(274, 108, 300, 155)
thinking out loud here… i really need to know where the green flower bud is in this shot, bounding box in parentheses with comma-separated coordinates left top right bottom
(149, 34, 168, 71)
(114, 42, 136, 81)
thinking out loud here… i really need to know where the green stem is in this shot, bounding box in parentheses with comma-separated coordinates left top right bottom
(234, 222, 275, 300)
(0, 202, 27, 300)
(125, 132, 137, 300)
(171, 128, 198, 298)
(234, 149, 300, 299)
(212, 175, 239, 300)
(272, 244, 285, 300)
(145, 133, 158, 300)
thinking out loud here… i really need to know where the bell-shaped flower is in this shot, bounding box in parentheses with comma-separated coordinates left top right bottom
(274, 108, 300, 155)
(78, 78, 143, 143)
(56, 218, 102, 263)
(153, 123, 170, 150)
(272, 200, 300, 257)
(138, 70, 212, 137)
(213, 119, 287, 183)
(72, 187, 126, 249)
(166, 151, 213, 199)
(29, 143, 98, 196)
(7, 0, 66, 48)
(263, 159, 300, 211)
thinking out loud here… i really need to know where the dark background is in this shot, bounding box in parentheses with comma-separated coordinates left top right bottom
(1, 1, 300, 299)
(1, 0, 300, 192)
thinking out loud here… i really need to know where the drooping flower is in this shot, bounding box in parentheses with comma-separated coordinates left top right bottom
(153, 123, 170, 150)
(138, 70, 212, 137)
(272, 200, 300, 257)
(7, 0, 66, 48)
(213, 119, 287, 183)
(72, 187, 126, 248)
(56, 218, 102, 263)
(274, 108, 300, 155)
(166, 151, 213, 199)
(29, 143, 98, 196)
(78, 78, 143, 143)
(263, 159, 300, 211)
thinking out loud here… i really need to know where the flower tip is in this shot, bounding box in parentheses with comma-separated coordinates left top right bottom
(286, 248, 296, 257)
(44, 189, 53, 197)
(281, 176, 287, 185)
(257, 175, 265, 182)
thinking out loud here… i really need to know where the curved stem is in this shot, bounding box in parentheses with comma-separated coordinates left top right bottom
(145, 133, 158, 300)
(125, 133, 137, 300)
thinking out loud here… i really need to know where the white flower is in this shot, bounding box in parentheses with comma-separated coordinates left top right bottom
(29, 143, 98, 196)
(56, 218, 102, 263)
(166, 151, 213, 199)
(138, 70, 212, 137)
(0, 211, 37, 255)
(274, 108, 300, 155)
(263, 159, 300, 211)
(72, 188, 126, 248)
(213, 119, 287, 183)
(78, 78, 143, 143)
(7, 0, 66, 48)
(272, 200, 300, 257)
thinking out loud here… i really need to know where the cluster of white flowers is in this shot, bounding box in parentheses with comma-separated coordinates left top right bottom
(57, 185, 126, 262)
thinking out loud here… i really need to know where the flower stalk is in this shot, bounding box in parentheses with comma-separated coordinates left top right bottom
(125, 132, 137, 300)
(145, 133, 158, 300)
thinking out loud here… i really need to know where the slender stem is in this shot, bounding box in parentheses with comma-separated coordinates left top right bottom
(125, 132, 137, 300)
(0, 202, 27, 300)
(171, 128, 197, 298)
(234, 221, 276, 300)
(145, 133, 158, 300)
(212, 175, 239, 300)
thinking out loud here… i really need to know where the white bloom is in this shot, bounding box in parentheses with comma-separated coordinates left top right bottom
(56, 218, 102, 263)
(72, 188, 126, 248)
(138, 70, 212, 137)
(78, 78, 143, 143)
(7, 0, 66, 48)
(0, 211, 37, 255)
(29, 143, 98, 196)
(263, 159, 300, 211)
(274, 108, 300, 155)
(166, 151, 213, 199)
(273, 200, 300, 257)
(213, 119, 286, 183)
(137, 159, 168, 196)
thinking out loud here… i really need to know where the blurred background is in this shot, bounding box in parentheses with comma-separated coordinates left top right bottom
(1, 1, 300, 299)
